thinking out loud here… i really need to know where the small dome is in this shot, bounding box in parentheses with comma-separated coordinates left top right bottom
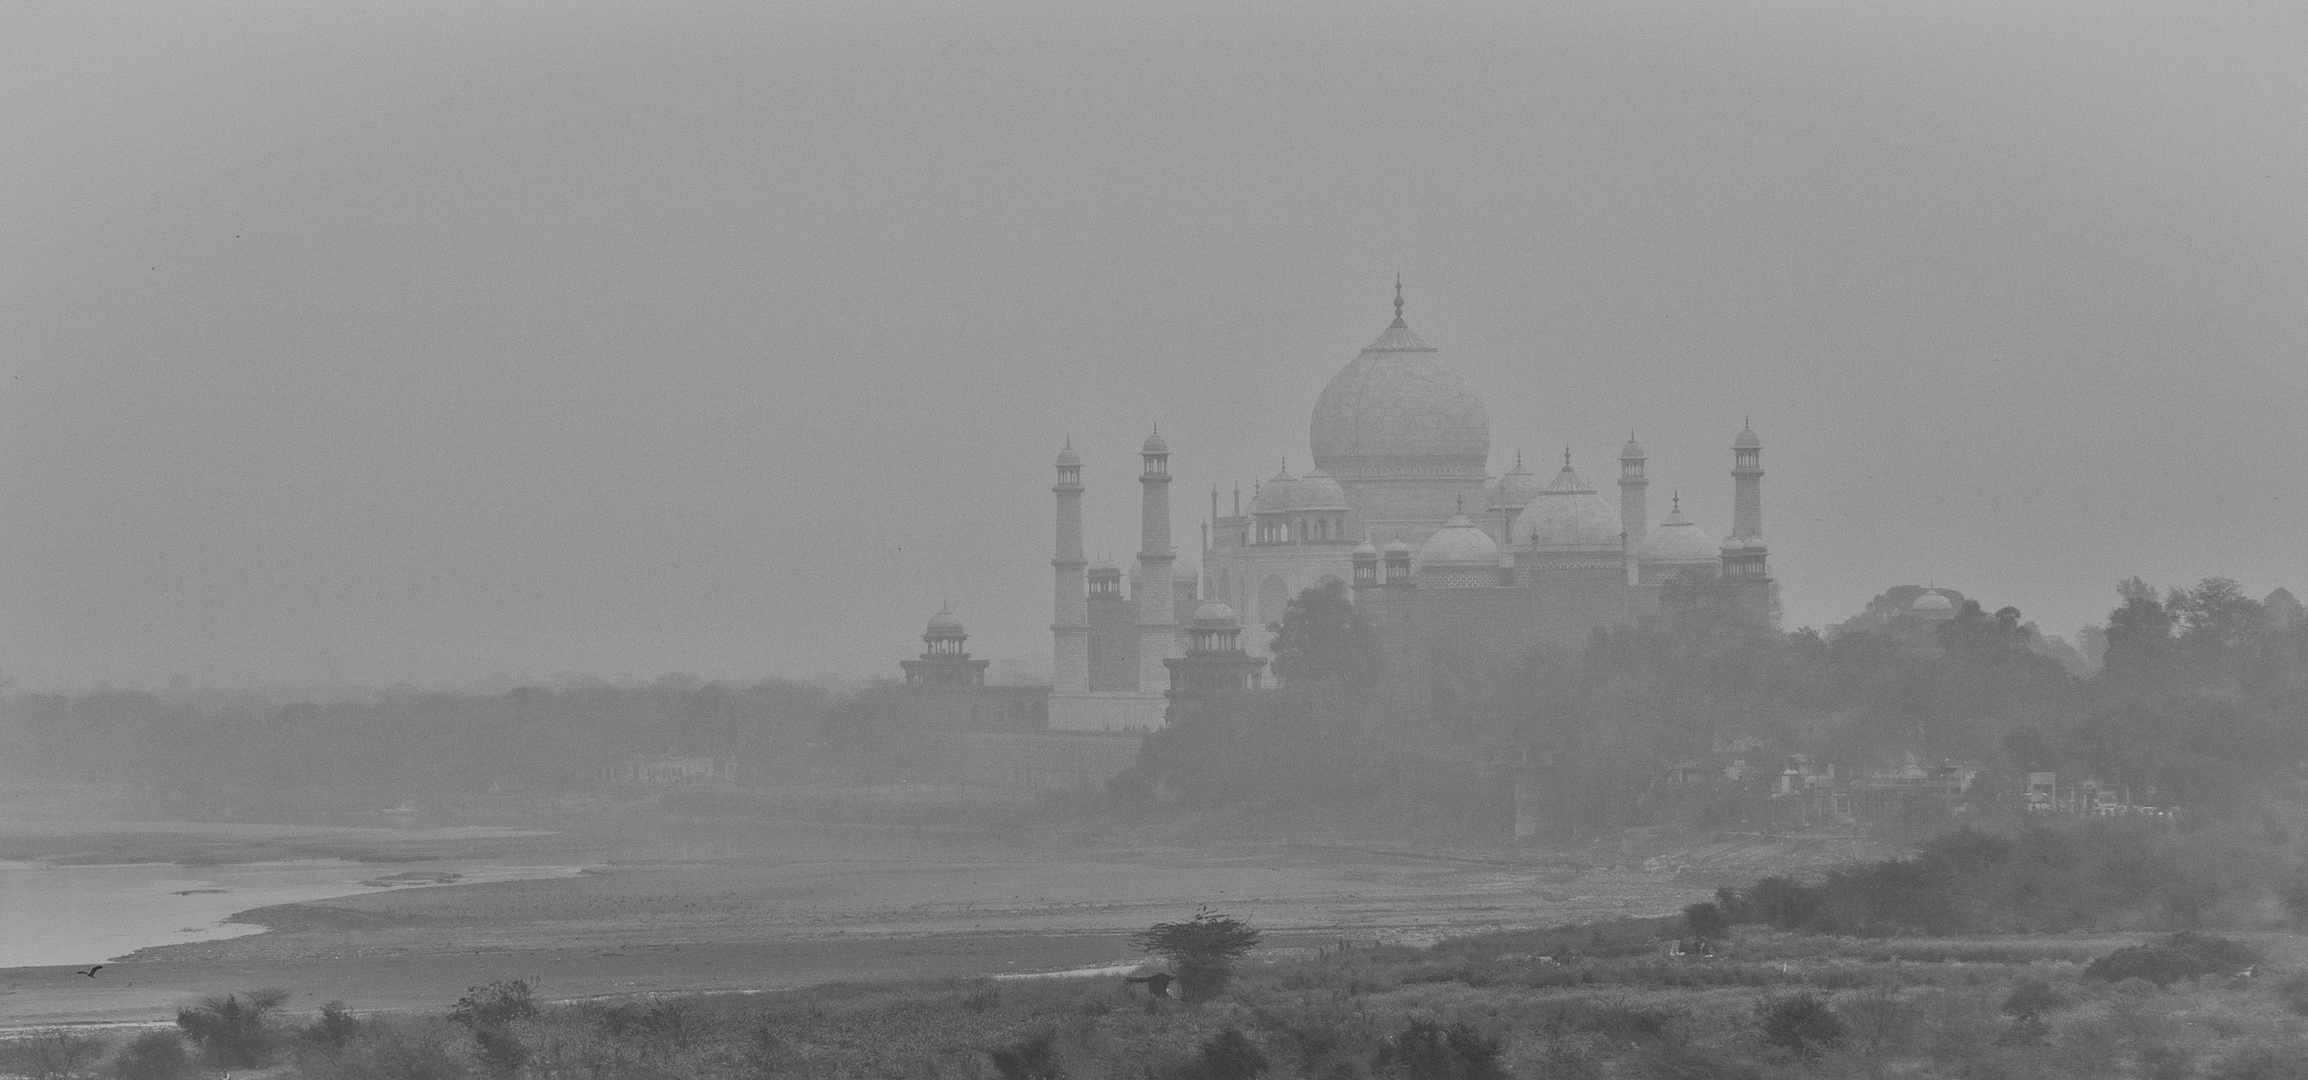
(1055, 442, 1081, 468)
(1384, 540, 1414, 557)
(1416, 514, 1502, 568)
(1639, 503, 1719, 564)
(1251, 467, 1298, 513)
(1191, 600, 1239, 626)
(1621, 434, 1646, 460)
(1143, 428, 1169, 454)
(926, 607, 964, 633)
(1910, 591, 1955, 612)
(1353, 541, 1380, 557)
(1509, 461, 1621, 548)
(1733, 422, 1761, 450)
(1489, 455, 1543, 511)
(1295, 469, 1348, 509)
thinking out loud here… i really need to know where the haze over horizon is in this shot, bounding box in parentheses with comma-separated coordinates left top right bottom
(5, 1, 2303, 691)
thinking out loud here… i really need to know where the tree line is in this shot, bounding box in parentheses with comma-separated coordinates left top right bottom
(0, 674, 829, 800)
(1117, 575, 2308, 836)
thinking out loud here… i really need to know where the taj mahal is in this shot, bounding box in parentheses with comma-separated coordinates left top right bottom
(1035, 285, 1776, 733)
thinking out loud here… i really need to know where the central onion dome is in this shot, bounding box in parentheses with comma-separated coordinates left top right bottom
(1308, 285, 1490, 479)
(1510, 455, 1622, 549)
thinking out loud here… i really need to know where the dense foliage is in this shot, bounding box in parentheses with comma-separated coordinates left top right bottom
(1718, 823, 2293, 935)
(1131, 908, 1263, 1003)
(1124, 574, 2308, 835)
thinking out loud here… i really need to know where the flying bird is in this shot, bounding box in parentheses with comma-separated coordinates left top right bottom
(76, 966, 103, 978)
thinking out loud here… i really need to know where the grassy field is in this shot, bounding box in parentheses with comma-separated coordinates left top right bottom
(11, 918, 2307, 1079)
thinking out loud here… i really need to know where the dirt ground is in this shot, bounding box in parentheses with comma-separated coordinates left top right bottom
(0, 803, 1881, 1028)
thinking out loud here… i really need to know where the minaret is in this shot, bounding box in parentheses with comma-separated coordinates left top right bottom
(1135, 427, 1179, 690)
(1725, 420, 1768, 579)
(1051, 441, 1089, 694)
(1619, 433, 1648, 586)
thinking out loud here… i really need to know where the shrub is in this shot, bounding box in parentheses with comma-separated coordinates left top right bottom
(0, 1029, 108, 1080)
(1837, 984, 1908, 1048)
(2086, 934, 2256, 987)
(1756, 993, 1848, 1058)
(1535, 998, 1679, 1045)
(2086, 945, 2204, 987)
(1742, 876, 1823, 930)
(470, 1025, 527, 1080)
(110, 1030, 192, 1080)
(1993, 1013, 2051, 1047)
(1132, 908, 1262, 1004)
(2001, 978, 2064, 1018)
(2276, 974, 2308, 1016)
(2164, 931, 2258, 972)
(1191, 1027, 1270, 1080)
(175, 988, 289, 1068)
(314, 1024, 468, 1080)
(1682, 901, 1730, 942)
(447, 980, 536, 1031)
(1370, 1019, 1503, 1080)
(989, 1031, 1063, 1080)
(2206, 1041, 2308, 1080)
(304, 1000, 359, 1052)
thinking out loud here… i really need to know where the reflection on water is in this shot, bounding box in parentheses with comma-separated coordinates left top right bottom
(0, 860, 583, 968)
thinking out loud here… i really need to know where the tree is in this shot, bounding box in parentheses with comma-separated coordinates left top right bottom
(2103, 578, 2176, 680)
(1265, 580, 1379, 689)
(1131, 907, 1262, 1003)
(1371, 1019, 1504, 1080)
(1757, 993, 1849, 1058)
(109, 1030, 192, 1080)
(1683, 900, 1730, 942)
(2171, 578, 2262, 654)
(450, 979, 537, 1080)
(175, 988, 289, 1069)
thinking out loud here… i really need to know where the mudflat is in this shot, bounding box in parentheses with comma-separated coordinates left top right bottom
(0, 807, 1873, 1028)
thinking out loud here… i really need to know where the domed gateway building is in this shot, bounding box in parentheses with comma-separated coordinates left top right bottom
(1045, 285, 1775, 732)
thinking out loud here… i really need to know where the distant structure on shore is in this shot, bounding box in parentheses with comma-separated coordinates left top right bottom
(1045, 285, 1776, 732)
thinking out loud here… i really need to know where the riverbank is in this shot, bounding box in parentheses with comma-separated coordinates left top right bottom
(0, 811, 1877, 1027)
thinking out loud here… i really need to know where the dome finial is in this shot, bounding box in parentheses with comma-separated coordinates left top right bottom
(1391, 274, 1406, 328)
(1563, 446, 1572, 468)
(1455, 492, 1464, 514)
(1672, 491, 1681, 514)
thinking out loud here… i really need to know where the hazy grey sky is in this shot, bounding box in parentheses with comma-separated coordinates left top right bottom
(5, 1, 2303, 689)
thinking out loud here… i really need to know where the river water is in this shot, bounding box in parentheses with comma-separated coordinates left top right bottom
(0, 859, 586, 968)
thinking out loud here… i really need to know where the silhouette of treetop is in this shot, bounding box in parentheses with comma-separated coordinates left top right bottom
(1132, 906, 1261, 964)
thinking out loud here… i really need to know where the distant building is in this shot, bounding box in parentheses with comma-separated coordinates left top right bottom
(882, 610, 1050, 735)
(1045, 285, 1776, 729)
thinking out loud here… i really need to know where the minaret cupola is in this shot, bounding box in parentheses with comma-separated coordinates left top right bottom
(902, 606, 990, 687)
(1352, 541, 1381, 588)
